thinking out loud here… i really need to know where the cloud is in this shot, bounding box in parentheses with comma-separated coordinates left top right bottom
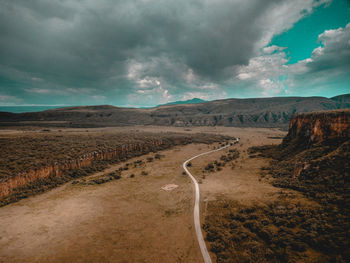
(182, 90, 227, 101)
(0, 94, 22, 105)
(262, 45, 287, 54)
(0, 0, 333, 106)
(91, 95, 106, 101)
(307, 23, 350, 73)
(128, 85, 173, 107)
(233, 22, 350, 97)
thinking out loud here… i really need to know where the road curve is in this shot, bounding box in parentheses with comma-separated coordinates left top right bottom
(183, 143, 231, 263)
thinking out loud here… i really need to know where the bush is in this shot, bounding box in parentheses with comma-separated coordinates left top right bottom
(205, 163, 215, 171)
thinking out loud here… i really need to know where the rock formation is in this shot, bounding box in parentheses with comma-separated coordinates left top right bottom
(0, 139, 165, 199)
(283, 109, 350, 146)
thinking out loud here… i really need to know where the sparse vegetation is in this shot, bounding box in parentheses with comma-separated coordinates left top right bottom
(86, 171, 122, 185)
(204, 149, 240, 173)
(154, 153, 163, 159)
(204, 198, 350, 263)
(204, 111, 350, 262)
(0, 130, 231, 206)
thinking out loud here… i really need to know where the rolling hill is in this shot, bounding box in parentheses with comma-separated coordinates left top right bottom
(0, 94, 349, 128)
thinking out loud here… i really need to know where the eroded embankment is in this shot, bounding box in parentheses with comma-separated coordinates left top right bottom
(284, 109, 350, 145)
(0, 133, 230, 206)
(0, 140, 163, 199)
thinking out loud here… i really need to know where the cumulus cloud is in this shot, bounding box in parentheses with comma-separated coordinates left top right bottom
(308, 23, 350, 72)
(0, 0, 336, 105)
(0, 94, 22, 105)
(233, 22, 350, 97)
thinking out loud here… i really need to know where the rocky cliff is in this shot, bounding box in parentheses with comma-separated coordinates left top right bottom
(252, 109, 350, 204)
(283, 109, 350, 146)
(0, 140, 165, 199)
(248, 110, 350, 262)
(0, 133, 230, 206)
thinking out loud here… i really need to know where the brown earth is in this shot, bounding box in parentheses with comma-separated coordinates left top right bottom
(0, 110, 348, 263)
(0, 142, 208, 263)
(200, 110, 350, 262)
(0, 126, 286, 263)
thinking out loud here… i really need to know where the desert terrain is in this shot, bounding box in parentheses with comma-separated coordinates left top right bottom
(0, 126, 286, 262)
(0, 114, 349, 263)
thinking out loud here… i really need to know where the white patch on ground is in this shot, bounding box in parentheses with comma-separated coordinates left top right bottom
(161, 184, 178, 191)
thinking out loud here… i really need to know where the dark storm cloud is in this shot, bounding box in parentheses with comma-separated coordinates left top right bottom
(0, 0, 271, 80)
(0, 0, 331, 105)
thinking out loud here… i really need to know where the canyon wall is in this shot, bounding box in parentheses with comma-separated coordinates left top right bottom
(0, 139, 167, 199)
(283, 109, 350, 145)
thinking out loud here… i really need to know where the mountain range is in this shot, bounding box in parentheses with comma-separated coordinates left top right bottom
(0, 94, 349, 128)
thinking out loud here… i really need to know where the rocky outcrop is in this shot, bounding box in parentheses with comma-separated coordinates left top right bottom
(283, 109, 350, 146)
(0, 139, 166, 199)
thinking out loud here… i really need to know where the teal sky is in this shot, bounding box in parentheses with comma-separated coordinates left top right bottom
(271, 0, 350, 64)
(0, 0, 349, 107)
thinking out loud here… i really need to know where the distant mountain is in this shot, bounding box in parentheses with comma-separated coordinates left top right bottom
(0, 105, 64, 113)
(330, 93, 350, 104)
(0, 94, 349, 128)
(156, 98, 206, 107)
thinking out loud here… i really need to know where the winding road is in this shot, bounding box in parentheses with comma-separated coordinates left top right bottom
(183, 143, 231, 263)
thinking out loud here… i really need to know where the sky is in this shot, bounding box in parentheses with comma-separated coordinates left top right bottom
(0, 0, 349, 107)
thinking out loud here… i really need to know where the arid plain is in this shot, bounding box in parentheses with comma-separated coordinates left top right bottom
(0, 126, 286, 262)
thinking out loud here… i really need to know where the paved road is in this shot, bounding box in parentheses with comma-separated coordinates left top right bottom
(183, 143, 231, 263)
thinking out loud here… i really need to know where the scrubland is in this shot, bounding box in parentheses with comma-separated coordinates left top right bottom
(2, 125, 347, 262)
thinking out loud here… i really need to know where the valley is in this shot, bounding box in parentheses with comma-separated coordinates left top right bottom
(0, 126, 285, 262)
(0, 110, 349, 262)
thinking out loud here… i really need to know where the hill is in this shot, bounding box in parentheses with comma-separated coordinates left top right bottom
(156, 98, 206, 107)
(0, 94, 349, 128)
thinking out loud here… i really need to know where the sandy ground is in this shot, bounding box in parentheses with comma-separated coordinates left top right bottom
(0, 126, 289, 263)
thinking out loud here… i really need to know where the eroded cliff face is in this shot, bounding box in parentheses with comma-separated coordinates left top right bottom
(0, 140, 166, 199)
(284, 109, 350, 145)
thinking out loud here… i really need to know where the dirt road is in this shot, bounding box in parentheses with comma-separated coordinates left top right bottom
(183, 144, 231, 263)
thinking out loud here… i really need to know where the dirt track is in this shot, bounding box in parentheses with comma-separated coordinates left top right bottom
(0, 127, 286, 262)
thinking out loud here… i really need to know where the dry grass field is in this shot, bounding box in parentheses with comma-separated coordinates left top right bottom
(0, 126, 287, 263)
(3, 126, 345, 262)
